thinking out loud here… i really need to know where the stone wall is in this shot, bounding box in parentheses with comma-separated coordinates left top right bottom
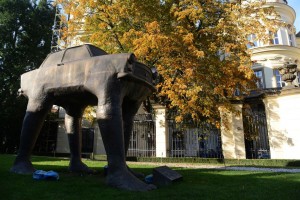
(263, 87, 300, 159)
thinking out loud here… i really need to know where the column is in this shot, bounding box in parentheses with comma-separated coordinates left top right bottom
(219, 103, 246, 159)
(153, 105, 169, 157)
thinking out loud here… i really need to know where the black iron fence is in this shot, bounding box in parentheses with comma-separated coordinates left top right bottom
(82, 128, 94, 153)
(34, 119, 58, 153)
(127, 114, 156, 157)
(128, 113, 223, 158)
(168, 119, 223, 158)
(126, 108, 270, 160)
(243, 111, 270, 159)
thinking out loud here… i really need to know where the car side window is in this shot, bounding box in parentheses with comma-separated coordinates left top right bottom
(62, 46, 91, 63)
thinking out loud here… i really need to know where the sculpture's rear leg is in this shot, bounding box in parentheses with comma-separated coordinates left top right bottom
(64, 106, 95, 174)
(11, 98, 52, 174)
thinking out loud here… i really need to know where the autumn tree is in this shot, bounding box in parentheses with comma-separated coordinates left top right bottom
(59, 0, 281, 127)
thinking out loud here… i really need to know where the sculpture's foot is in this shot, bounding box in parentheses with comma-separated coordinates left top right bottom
(10, 159, 35, 174)
(69, 160, 96, 174)
(106, 169, 156, 191)
(127, 165, 145, 179)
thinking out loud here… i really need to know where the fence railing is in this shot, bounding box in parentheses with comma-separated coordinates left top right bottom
(127, 114, 156, 157)
(243, 111, 270, 159)
(127, 112, 224, 158)
(168, 119, 223, 158)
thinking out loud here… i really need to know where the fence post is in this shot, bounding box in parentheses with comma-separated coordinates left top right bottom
(219, 103, 246, 159)
(153, 104, 169, 157)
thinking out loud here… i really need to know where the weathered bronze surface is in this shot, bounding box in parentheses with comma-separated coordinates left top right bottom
(11, 44, 156, 191)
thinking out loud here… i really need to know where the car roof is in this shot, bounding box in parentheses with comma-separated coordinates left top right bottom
(40, 44, 108, 68)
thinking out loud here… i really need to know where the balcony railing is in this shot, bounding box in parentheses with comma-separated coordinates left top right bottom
(266, 0, 288, 4)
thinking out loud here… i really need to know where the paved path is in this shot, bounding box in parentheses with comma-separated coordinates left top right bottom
(224, 166, 300, 173)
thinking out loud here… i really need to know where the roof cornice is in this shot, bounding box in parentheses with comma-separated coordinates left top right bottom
(265, 2, 296, 24)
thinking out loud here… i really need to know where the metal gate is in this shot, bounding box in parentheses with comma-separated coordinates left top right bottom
(82, 128, 94, 153)
(243, 105, 270, 159)
(34, 119, 58, 153)
(168, 119, 223, 158)
(127, 114, 156, 157)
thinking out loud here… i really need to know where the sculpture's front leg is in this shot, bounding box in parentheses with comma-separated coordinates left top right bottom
(122, 99, 145, 179)
(11, 98, 52, 174)
(97, 104, 155, 191)
(96, 80, 156, 191)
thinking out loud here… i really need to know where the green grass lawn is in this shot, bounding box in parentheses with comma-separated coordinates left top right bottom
(1, 154, 300, 200)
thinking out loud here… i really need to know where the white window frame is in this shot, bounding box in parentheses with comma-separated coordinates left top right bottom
(247, 34, 258, 48)
(288, 34, 294, 46)
(270, 32, 279, 45)
(296, 71, 300, 86)
(254, 70, 265, 89)
(274, 69, 285, 88)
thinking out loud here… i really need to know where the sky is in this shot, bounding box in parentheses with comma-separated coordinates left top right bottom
(288, 0, 300, 33)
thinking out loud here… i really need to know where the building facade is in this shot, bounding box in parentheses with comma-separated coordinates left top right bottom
(251, 0, 299, 89)
(226, 0, 300, 159)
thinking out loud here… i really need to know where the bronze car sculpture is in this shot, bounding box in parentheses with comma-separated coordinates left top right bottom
(10, 44, 156, 191)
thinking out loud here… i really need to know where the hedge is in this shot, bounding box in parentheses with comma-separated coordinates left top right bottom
(92, 155, 300, 168)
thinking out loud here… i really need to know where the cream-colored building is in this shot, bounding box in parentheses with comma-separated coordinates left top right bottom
(251, 0, 300, 159)
(223, 0, 300, 159)
(251, 0, 299, 89)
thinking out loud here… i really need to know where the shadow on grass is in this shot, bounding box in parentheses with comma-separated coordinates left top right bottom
(1, 154, 300, 200)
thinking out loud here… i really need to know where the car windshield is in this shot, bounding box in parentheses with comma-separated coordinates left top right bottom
(40, 50, 64, 68)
